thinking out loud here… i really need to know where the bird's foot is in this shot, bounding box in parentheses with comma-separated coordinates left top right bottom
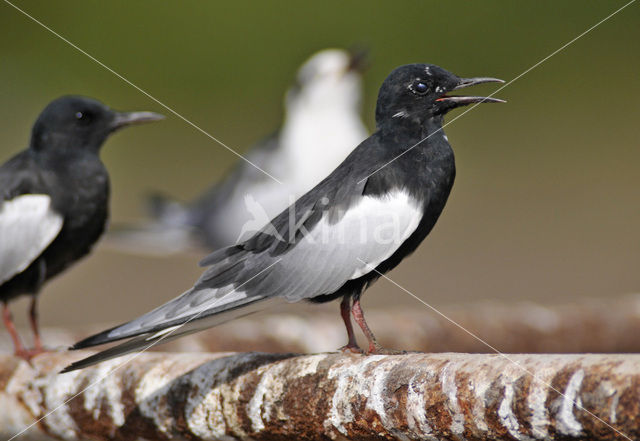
(366, 341, 406, 356)
(339, 343, 364, 355)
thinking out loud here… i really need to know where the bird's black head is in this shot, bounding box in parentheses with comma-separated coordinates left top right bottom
(30, 96, 163, 153)
(375, 63, 504, 130)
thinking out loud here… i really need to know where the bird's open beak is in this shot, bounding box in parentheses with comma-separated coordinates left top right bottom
(436, 77, 506, 106)
(110, 111, 164, 131)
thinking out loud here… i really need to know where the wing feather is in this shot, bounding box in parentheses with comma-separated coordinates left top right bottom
(0, 194, 63, 284)
(70, 188, 425, 350)
(263, 189, 424, 301)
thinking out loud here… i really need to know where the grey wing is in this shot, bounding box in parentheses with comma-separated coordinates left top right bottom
(0, 194, 63, 284)
(71, 160, 426, 354)
(241, 188, 425, 302)
(92, 187, 424, 342)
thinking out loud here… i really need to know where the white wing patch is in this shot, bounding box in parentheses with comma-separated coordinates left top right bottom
(346, 191, 423, 279)
(0, 194, 63, 284)
(275, 189, 423, 301)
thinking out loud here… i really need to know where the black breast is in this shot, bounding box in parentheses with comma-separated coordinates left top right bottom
(368, 134, 455, 274)
(43, 159, 110, 280)
(316, 130, 456, 302)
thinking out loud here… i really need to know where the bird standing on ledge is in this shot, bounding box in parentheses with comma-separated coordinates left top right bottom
(65, 64, 504, 372)
(0, 96, 163, 359)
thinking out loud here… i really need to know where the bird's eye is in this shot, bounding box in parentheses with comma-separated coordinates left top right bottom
(413, 82, 429, 95)
(75, 111, 93, 124)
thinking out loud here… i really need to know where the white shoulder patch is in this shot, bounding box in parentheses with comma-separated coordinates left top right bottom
(0, 194, 63, 284)
(341, 190, 423, 279)
(272, 189, 424, 302)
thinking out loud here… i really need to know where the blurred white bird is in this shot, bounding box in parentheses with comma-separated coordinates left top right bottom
(109, 48, 369, 253)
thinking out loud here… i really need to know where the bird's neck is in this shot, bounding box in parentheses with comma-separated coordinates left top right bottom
(378, 115, 447, 149)
(29, 141, 104, 175)
(30, 131, 103, 157)
(366, 116, 455, 218)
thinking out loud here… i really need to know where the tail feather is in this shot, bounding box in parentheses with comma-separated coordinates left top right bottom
(61, 327, 195, 373)
(71, 323, 124, 350)
(63, 296, 282, 372)
(73, 292, 273, 349)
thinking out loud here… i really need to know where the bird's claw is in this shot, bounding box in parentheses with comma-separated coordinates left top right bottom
(338, 344, 364, 355)
(365, 341, 406, 356)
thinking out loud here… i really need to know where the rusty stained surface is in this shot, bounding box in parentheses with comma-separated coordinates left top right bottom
(0, 351, 639, 441)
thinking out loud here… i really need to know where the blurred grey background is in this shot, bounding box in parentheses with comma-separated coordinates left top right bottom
(0, 1, 638, 330)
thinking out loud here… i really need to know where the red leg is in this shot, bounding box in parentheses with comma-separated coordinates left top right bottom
(29, 297, 45, 355)
(351, 298, 383, 354)
(338, 296, 362, 354)
(2, 302, 28, 359)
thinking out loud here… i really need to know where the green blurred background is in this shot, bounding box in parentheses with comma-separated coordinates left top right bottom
(0, 1, 638, 330)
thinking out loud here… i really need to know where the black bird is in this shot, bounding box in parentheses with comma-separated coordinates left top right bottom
(0, 96, 163, 359)
(64, 64, 503, 371)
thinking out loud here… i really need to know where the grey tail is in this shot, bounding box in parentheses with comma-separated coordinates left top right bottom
(60, 327, 200, 373)
(61, 295, 280, 373)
